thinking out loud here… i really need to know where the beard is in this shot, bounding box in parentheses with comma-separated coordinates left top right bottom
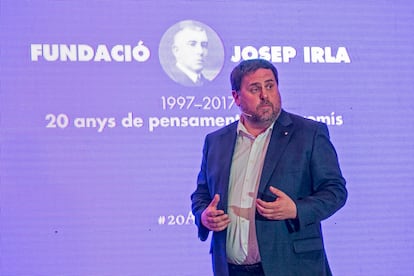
(245, 102, 279, 126)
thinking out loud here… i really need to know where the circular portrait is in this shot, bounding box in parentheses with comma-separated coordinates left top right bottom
(159, 20, 225, 87)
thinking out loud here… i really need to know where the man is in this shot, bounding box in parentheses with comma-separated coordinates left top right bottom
(169, 21, 210, 87)
(191, 59, 347, 276)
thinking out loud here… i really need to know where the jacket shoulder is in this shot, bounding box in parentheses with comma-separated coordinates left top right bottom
(205, 120, 238, 139)
(284, 111, 328, 132)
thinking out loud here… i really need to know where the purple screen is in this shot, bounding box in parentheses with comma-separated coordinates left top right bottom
(1, 1, 413, 275)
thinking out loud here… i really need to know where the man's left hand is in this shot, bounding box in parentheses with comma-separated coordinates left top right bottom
(256, 186, 297, 220)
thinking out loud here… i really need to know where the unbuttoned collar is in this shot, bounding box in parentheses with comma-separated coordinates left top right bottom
(237, 119, 275, 140)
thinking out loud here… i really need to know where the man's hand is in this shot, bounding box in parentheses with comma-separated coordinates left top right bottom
(201, 194, 231, 232)
(256, 186, 297, 220)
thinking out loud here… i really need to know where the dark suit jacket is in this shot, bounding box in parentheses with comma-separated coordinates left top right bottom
(168, 64, 210, 87)
(191, 110, 347, 276)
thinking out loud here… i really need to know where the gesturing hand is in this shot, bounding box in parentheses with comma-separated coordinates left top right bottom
(201, 194, 231, 232)
(256, 186, 297, 220)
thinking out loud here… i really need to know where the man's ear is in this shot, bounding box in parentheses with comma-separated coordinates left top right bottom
(171, 44, 179, 56)
(232, 90, 240, 106)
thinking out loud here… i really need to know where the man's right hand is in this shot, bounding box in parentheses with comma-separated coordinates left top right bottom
(201, 194, 231, 232)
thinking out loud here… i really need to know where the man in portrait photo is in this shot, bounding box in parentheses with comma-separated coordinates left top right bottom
(169, 20, 211, 87)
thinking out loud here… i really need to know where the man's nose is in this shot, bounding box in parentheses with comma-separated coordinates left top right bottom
(194, 44, 204, 53)
(260, 89, 268, 99)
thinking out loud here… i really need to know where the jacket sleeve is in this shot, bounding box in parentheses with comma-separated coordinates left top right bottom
(295, 123, 347, 230)
(191, 137, 212, 241)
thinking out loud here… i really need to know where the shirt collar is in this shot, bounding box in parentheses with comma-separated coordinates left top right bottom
(176, 62, 199, 83)
(237, 119, 275, 139)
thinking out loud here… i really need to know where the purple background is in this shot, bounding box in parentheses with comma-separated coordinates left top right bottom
(1, 1, 413, 275)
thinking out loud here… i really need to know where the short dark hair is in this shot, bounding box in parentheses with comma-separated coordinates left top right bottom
(230, 59, 279, 92)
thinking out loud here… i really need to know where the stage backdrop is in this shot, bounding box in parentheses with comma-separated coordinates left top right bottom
(1, 1, 413, 275)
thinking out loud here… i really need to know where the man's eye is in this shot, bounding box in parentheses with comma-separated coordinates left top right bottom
(266, 84, 273, 90)
(250, 87, 260, 93)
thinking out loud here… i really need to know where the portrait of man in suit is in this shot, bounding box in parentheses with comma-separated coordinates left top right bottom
(170, 21, 210, 87)
(191, 59, 347, 276)
(159, 20, 224, 88)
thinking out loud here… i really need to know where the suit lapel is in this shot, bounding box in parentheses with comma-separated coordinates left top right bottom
(258, 111, 294, 196)
(217, 122, 238, 210)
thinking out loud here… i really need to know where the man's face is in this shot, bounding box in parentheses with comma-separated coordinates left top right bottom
(233, 68, 281, 128)
(172, 28, 208, 73)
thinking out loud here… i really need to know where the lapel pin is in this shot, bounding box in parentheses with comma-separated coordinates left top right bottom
(284, 131, 288, 136)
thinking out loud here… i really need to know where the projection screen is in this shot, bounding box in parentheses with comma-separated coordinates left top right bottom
(1, 1, 413, 275)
